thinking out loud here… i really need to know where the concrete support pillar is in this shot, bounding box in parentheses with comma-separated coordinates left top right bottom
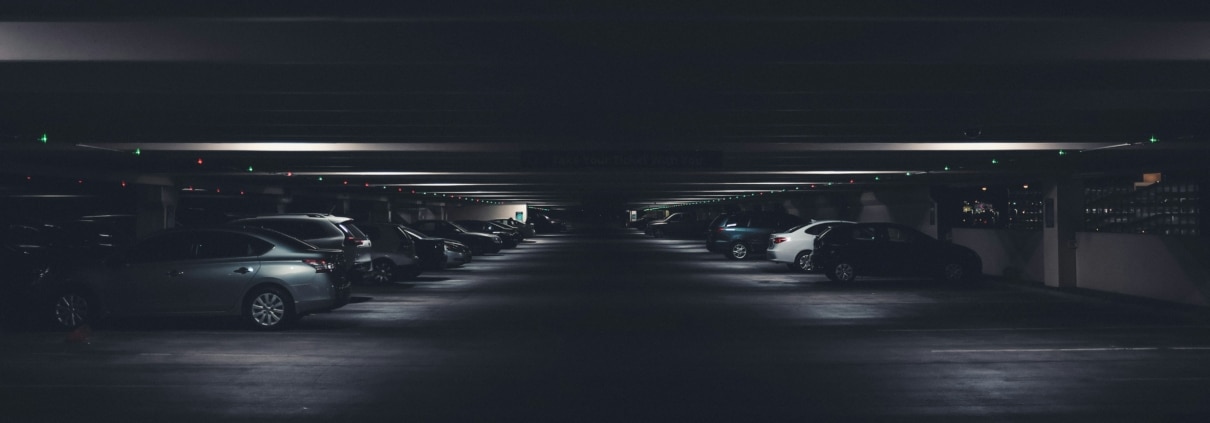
(135, 185, 178, 238)
(1042, 177, 1082, 288)
(370, 200, 391, 223)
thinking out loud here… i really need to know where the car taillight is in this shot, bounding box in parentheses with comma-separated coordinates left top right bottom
(302, 259, 335, 273)
(346, 236, 365, 246)
(772, 237, 788, 244)
(715, 227, 725, 233)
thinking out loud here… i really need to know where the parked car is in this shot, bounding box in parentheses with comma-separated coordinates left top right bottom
(397, 225, 472, 269)
(455, 220, 522, 248)
(53, 226, 352, 330)
(767, 220, 854, 272)
(491, 218, 535, 239)
(705, 211, 804, 260)
(0, 239, 58, 327)
(408, 220, 502, 255)
(627, 215, 661, 231)
(528, 213, 565, 233)
(644, 212, 703, 238)
(811, 222, 983, 283)
(229, 213, 373, 273)
(350, 222, 424, 284)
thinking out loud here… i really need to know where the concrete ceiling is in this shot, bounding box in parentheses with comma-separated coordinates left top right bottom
(2, 3, 1208, 209)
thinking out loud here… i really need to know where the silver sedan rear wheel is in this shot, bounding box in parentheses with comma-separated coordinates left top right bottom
(245, 287, 294, 330)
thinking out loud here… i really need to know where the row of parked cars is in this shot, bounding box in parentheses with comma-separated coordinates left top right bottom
(1, 213, 538, 331)
(636, 210, 983, 284)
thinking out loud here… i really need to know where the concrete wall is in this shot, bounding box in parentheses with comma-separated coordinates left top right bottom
(445, 203, 528, 222)
(1074, 232, 1210, 306)
(954, 228, 1210, 307)
(952, 228, 1046, 283)
(778, 187, 936, 236)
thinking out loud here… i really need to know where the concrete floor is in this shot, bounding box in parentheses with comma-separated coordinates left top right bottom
(3, 226, 1210, 422)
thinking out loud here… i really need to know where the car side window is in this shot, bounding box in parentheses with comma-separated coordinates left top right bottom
(805, 223, 835, 236)
(359, 225, 381, 240)
(127, 232, 195, 263)
(194, 232, 270, 259)
(852, 226, 877, 241)
(886, 227, 915, 243)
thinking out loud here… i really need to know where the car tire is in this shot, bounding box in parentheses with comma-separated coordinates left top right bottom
(364, 258, 396, 285)
(243, 286, 296, 331)
(939, 262, 979, 283)
(792, 251, 813, 272)
(825, 262, 857, 282)
(726, 241, 750, 260)
(51, 288, 96, 330)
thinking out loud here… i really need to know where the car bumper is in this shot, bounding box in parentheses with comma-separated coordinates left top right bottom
(766, 248, 793, 263)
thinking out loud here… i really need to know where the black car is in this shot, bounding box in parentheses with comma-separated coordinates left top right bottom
(0, 241, 58, 327)
(398, 226, 473, 269)
(528, 213, 565, 234)
(644, 212, 703, 238)
(455, 220, 521, 248)
(350, 222, 424, 284)
(490, 218, 535, 239)
(705, 211, 804, 260)
(810, 222, 982, 283)
(409, 220, 502, 255)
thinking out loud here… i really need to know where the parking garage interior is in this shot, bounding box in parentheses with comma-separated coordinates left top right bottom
(3, 3, 1210, 422)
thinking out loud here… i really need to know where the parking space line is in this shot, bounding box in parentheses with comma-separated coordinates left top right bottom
(882, 326, 1210, 333)
(932, 347, 1210, 353)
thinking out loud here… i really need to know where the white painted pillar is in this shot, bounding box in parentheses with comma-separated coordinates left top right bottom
(1042, 178, 1082, 288)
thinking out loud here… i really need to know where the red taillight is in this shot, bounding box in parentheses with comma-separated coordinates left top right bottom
(346, 236, 365, 246)
(302, 259, 335, 273)
(772, 237, 788, 244)
(715, 227, 725, 233)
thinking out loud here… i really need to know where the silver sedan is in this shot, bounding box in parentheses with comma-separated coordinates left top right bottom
(54, 227, 351, 330)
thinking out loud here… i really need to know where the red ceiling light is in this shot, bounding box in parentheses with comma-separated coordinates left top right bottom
(196, 158, 204, 165)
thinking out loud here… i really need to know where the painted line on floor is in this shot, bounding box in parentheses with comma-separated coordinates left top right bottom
(932, 346, 1210, 353)
(883, 326, 1210, 333)
(1103, 377, 1210, 382)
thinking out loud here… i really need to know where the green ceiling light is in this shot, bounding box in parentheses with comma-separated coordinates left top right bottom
(1149, 135, 1159, 143)
(875, 176, 881, 181)
(247, 165, 254, 172)
(38, 133, 48, 143)
(317, 176, 324, 181)
(1058, 150, 1067, 156)
(991, 159, 999, 164)
(133, 148, 141, 156)
(943, 166, 950, 171)
(905, 172, 912, 176)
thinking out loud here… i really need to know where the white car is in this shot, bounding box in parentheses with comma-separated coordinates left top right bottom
(767, 220, 854, 272)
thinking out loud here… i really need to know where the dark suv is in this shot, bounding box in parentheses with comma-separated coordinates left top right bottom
(705, 211, 803, 260)
(230, 214, 373, 273)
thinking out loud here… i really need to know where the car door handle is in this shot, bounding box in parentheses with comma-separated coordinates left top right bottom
(234, 267, 253, 274)
(167, 270, 184, 277)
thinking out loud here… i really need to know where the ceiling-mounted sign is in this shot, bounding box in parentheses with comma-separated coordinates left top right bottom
(521, 150, 722, 169)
